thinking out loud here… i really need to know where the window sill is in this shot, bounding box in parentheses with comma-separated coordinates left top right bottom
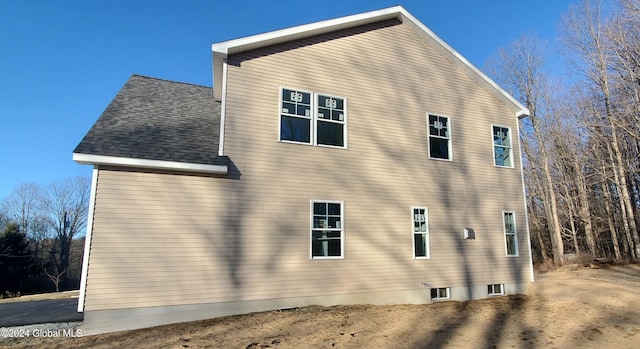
(316, 143, 347, 150)
(279, 139, 313, 146)
(428, 157, 453, 162)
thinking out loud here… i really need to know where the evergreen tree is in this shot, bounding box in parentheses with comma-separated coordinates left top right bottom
(0, 223, 38, 295)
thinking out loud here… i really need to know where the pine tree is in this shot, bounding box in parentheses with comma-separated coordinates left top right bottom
(0, 223, 38, 295)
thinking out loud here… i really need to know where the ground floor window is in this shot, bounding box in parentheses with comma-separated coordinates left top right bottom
(503, 211, 518, 256)
(488, 284, 505, 296)
(311, 200, 344, 259)
(431, 287, 450, 300)
(413, 207, 429, 258)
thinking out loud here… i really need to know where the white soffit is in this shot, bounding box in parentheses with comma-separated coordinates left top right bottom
(72, 153, 228, 174)
(211, 5, 529, 117)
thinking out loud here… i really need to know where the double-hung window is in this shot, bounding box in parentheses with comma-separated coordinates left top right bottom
(493, 125, 513, 167)
(281, 89, 312, 143)
(280, 88, 346, 148)
(503, 211, 518, 256)
(311, 201, 344, 259)
(428, 114, 451, 160)
(412, 207, 430, 258)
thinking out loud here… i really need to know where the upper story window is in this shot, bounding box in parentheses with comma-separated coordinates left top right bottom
(493, 125, 513, 167)
(428, 114, 451, 160)
(281, 89, 312, 143)
(280, 88, 346, 148)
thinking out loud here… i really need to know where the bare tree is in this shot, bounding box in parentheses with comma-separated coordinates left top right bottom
(561, 0, 640, 258)
(2, 183, 43, 239)
(40, 176, 90, 290)
(0, 211, 9, 230)
(488, 34, 566, 265)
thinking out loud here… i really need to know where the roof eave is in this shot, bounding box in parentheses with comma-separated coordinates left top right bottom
(516, 108, 531, 119)
(73, 153, 228, 174)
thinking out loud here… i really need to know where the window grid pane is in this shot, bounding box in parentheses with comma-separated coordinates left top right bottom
(312, 202, 343, 258)
(281, 116, 311, 143)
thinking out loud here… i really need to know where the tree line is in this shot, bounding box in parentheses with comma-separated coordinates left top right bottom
(488, 0, 640, 265)
(0, 176, 89, 296)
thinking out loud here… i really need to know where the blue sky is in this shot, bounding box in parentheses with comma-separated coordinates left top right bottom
(0, 0, 575, 199)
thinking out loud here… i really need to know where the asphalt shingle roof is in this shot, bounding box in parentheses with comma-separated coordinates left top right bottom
(74, 75, 226, 166)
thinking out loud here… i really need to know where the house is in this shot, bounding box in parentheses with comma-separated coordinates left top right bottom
(73, 6, 534, 334)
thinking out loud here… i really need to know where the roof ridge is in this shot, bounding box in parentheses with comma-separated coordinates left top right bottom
(130, 74, 212, 89)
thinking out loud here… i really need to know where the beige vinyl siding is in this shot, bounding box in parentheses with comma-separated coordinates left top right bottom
(222, 19, 531, 284)
(84, 19, 531, 311)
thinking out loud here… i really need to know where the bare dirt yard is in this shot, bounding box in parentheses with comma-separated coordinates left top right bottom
(2, 263, 640, 349)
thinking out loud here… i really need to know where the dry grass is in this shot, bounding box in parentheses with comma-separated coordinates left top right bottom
(2, 264, 640, 348)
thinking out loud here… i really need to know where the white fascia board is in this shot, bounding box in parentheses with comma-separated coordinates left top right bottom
(73, 153, 228, 174)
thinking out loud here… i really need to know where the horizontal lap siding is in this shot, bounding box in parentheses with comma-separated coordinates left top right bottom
(85, 19, 531, 311)
(85, 169, 240, 310)
(223, 19, 531, 293)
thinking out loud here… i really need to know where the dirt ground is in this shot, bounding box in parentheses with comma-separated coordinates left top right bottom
(2, 263, 640, 349)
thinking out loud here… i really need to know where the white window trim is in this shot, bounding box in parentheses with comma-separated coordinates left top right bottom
(310, 200, 345, 260)
(278, 87, 348, 149)
(488, 283, 505, 296)
(503, 211, 519, 257)
(431, 287, 450, 300)
(491, 124, 514, 168)
(426, 113, 453, 161)
(412, 207, 430, 259)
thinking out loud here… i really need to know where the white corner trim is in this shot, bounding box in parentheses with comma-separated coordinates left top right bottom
(72, 153, 228, 174)
(217, 61, 228, 156)
(77, 167, 98, 312)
